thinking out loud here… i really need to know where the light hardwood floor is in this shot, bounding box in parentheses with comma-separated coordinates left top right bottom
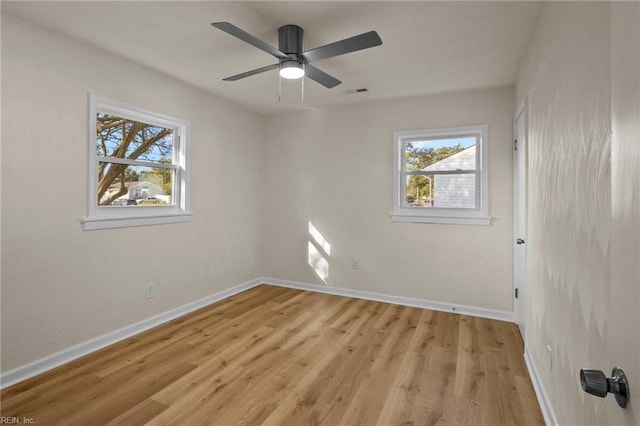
(1, 285, 544, 425)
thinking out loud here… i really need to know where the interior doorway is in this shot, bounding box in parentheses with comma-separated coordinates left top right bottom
(513, 101, 527, 340)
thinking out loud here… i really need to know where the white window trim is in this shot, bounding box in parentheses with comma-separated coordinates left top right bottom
(82, 94, 192, 231)
(391, 124, 491, 225)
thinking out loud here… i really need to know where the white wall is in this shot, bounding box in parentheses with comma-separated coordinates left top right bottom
(263, 87, 515, 312)
(516, 2, 640, 424)
(1, 14, 265, 372)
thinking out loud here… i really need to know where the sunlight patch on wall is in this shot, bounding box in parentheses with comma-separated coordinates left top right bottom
(309, 222, 331, 255)
(308, 222, 330, 283)
(308, 241, 329, 282)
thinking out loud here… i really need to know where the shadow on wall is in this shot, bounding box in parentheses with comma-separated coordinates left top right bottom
(308, 222, 330, 283)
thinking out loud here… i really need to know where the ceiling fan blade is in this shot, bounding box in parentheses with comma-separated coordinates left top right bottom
(211, 22, 289, 60)
(305, 64, 341, 88)
(223, 63, 279, 81)
(302, 31, 382, 63)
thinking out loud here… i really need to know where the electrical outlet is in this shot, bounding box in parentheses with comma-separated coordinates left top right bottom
(546, 344, 553, 371)
(146, 283, 155, 300)
(352, 259, 360, 270)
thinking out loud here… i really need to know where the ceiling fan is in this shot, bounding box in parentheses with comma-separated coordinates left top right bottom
(211, 22, 382, 88)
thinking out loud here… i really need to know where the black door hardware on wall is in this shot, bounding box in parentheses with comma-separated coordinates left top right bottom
(580, 368, 630, 408)
(516, 238, 525, 245)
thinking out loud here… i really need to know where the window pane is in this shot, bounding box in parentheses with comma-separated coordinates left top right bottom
(405, 174, 435, 207)
(96, 113, 173, 164)
(404, 137, 476, 171)
(98, 162, 174, 206)
(405, 173, 476, 209)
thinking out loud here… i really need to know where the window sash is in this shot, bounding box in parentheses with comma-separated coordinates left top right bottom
(94, 113, 183, 209)
(402, 172, 480, 210)
(402, 133, 479, 144)
(400, 134, 480, 173)
(97, 161, 177, 206)
(96, 105, 180, 131)
(403, 169, 477, 176)
(97, 155, 178, 170)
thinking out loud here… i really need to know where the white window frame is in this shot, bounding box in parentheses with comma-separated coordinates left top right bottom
(392, 124, 490, 225)
(82, 94, 192, 230)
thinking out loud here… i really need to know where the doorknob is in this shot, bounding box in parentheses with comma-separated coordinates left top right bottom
(516, 238, 525, 245)
(580, 367, 630, 408)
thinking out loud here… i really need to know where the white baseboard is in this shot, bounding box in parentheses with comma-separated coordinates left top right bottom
(524, 348, 558, 426)
(262, 277, 514, 322)
(0, 277, 263, 389)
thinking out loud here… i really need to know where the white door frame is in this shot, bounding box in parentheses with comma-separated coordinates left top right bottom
(513, 98, 527, 341)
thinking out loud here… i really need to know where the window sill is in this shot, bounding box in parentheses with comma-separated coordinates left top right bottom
(82, 213, 192, 231)
(390, 214, 492, 226)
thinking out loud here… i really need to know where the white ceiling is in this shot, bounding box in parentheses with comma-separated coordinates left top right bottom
(3, 1, 544, 115)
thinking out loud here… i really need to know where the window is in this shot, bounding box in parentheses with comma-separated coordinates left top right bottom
(83, 94, 191, 230)
(392, 125, 490, 225)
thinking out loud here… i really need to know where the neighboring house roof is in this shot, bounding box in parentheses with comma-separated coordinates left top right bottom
(128, 181, 163, 191)
(421, 145, 476, 171)
(107, 180, 162, 191)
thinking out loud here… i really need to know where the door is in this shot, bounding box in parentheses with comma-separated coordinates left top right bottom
(513, 102, 527, 339)
(608, 2, 639, 423)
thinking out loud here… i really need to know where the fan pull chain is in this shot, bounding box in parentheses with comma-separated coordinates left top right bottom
(277, 62, 305, 104)
(278, 66, 282, 102)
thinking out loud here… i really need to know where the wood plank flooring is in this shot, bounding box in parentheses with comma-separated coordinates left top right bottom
(0, 285, 544, 425)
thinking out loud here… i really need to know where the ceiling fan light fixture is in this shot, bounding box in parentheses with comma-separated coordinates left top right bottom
(280, 61, 304, 79)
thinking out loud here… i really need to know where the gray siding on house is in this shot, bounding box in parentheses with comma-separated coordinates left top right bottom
(422, 145, 477, 208)
(433, 174, 476, 208)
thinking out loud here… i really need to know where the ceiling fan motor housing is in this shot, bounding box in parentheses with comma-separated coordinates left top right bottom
(279, 25, 304, 61)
